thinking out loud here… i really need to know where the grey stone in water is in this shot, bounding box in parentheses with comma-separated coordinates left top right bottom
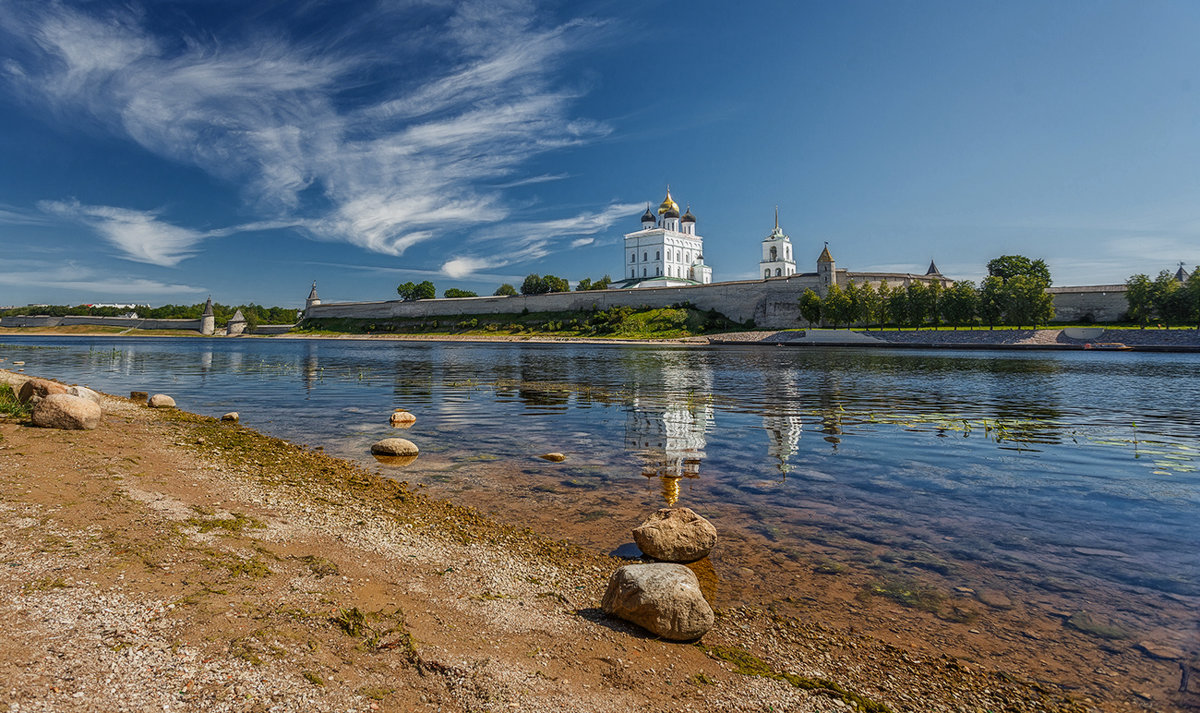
(370, 438, 419, 457)
(538, 452, 566, 462)
(389, 410, 417, 424)
(130, 391, 149, 403)
(148, 394, 176, 408)
(601, 563, 714, 641)
(221, 412, 239, 422)
(31, 394, 101, 430)
(66, 385, 102, 404)
(632, 507, 717, 563)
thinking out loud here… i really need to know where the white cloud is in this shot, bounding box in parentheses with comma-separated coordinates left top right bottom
(442, 256, 493, 279)
(39, 200, 207, 267)
(37, 200, 297, 266)
(0, 1, 613, 265)
(0, 260, 201, 297)
(570, 237, 595, 248)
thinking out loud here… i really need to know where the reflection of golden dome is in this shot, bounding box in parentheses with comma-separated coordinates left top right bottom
(657, 188, 680, 217)
(661, 476, 681, 506)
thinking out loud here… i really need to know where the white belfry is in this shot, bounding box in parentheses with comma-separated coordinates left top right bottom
(759, 207, 796, 279)
(620, 188, 712, 288)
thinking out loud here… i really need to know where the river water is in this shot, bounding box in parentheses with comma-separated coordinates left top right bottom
(2, 335, 1198, 696)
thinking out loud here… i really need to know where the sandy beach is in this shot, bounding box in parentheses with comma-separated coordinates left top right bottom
(0, 369, 1179, 712)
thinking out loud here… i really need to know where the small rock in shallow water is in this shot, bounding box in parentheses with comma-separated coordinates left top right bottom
(221, 412, 239, 422)
(390, 410, 417, 425)
(129, 391, 148, 403)
(371, 438, 419, 457)
(148, 394, 176, 408)
(538, 452, 566, 462)
(601, 563, 713, 641)
(632, 507, 717, 563)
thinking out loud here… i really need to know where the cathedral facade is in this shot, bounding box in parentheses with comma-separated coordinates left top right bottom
(617, 189, 713, 288)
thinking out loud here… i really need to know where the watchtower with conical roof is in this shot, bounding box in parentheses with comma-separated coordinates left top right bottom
(305, 281, 321, 315)
(200, 297, 215, 336)
(621, 187, 711, 287)
(816, 242, 836, 294)
(760, 207, 797, 279)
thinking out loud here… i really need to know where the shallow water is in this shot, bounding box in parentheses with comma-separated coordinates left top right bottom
(3, 336, 1198, 663)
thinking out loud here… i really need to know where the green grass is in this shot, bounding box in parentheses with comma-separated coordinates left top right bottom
(297, 305, 748, 339)
(0, 384, 30, 418)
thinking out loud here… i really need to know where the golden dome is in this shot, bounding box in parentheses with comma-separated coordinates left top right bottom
(657, 188, 680, 216)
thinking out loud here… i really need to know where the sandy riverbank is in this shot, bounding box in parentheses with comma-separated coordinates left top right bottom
(0, 370, 1128, 712)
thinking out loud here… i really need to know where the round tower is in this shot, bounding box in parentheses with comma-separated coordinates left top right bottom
(200, 297, 215, 336)
(305, 282, 321, 315)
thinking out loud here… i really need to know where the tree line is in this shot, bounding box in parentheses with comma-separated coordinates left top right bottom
(798, 255, 1055, 330)
(400, 274, 615, 300)
(0, 302, 299, 325)
(1125, 268, 1200, 329)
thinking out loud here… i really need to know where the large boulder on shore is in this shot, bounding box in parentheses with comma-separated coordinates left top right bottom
(601, 563, 714, 641)
(31, 393, 101, 430)
(148, 394, 176, 408)
(632, 507, 717, 563)
(371, 438, 419, 457)
(18, 378, 67, 404)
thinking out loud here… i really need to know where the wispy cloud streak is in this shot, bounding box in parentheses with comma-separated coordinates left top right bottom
(0, 1, 612, 260)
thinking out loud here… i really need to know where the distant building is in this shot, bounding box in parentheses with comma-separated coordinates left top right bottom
(759, 208, 797, 278)
(616, 188, 712, 288)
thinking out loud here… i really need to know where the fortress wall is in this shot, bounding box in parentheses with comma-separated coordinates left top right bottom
(0, 315, 204, 330)
(1047, 286, 1127, 322)
(308, 278, 1133, 328)
(307, 275, 823, 329)
(0, 316, 62, 327)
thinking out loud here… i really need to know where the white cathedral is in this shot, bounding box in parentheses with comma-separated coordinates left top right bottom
(617, 188, 713, 288)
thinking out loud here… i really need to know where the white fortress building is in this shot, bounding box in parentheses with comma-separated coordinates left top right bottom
(617, 189, 713, 288)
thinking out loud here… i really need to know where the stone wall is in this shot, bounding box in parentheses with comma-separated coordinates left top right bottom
(1047, 285, 1128, 323)
(307, 279, 1134, 328)
(0, 315, 204, 330)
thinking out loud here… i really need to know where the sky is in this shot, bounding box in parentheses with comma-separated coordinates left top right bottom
(1, 0, 1198, 307)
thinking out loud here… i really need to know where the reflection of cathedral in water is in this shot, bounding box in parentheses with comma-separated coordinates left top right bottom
(763, 368, 804, 474)
(624, 361, 715, 505)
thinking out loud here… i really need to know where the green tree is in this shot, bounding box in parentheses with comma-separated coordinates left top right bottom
(887, 287, 910, 329)
(843, 281, 865, 328)
(798, 289, 822, 327)
(1004, 274, 1055, 328)
(1124, 274, 1154, 328)
(494, 283, 518, 296)
(876, 280, 893, 327)
(857, 282, 881, 329)
(987, 255, 1052, 285)
(906, 281, 931, 329)
(941, 280, 979, 329)
(575, 277, 593, 292)
(577, 274, 612, 291)
(521, 274, 549, 295)
(1151, 270, 1190, 329)
(823, 283, 851, 328)
(1187, 268, 1200, 330)
(443, 288, 478, 298)
(396, 281, 434, 301)
(927, 281, 943, 328)
(979, 275, 1007, 330)
(543, 274, 570, 293)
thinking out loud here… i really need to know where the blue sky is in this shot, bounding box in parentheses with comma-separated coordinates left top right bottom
(1, 0, 1198, 307)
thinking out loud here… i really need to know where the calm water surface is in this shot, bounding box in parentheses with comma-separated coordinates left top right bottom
(3, 336, 1198, 648)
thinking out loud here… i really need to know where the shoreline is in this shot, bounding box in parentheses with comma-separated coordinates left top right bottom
(4, 326, 1200, 351)
(0, 369, 1128, 712)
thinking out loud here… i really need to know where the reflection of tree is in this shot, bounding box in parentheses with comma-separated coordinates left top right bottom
(625, 359, 714, 505)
